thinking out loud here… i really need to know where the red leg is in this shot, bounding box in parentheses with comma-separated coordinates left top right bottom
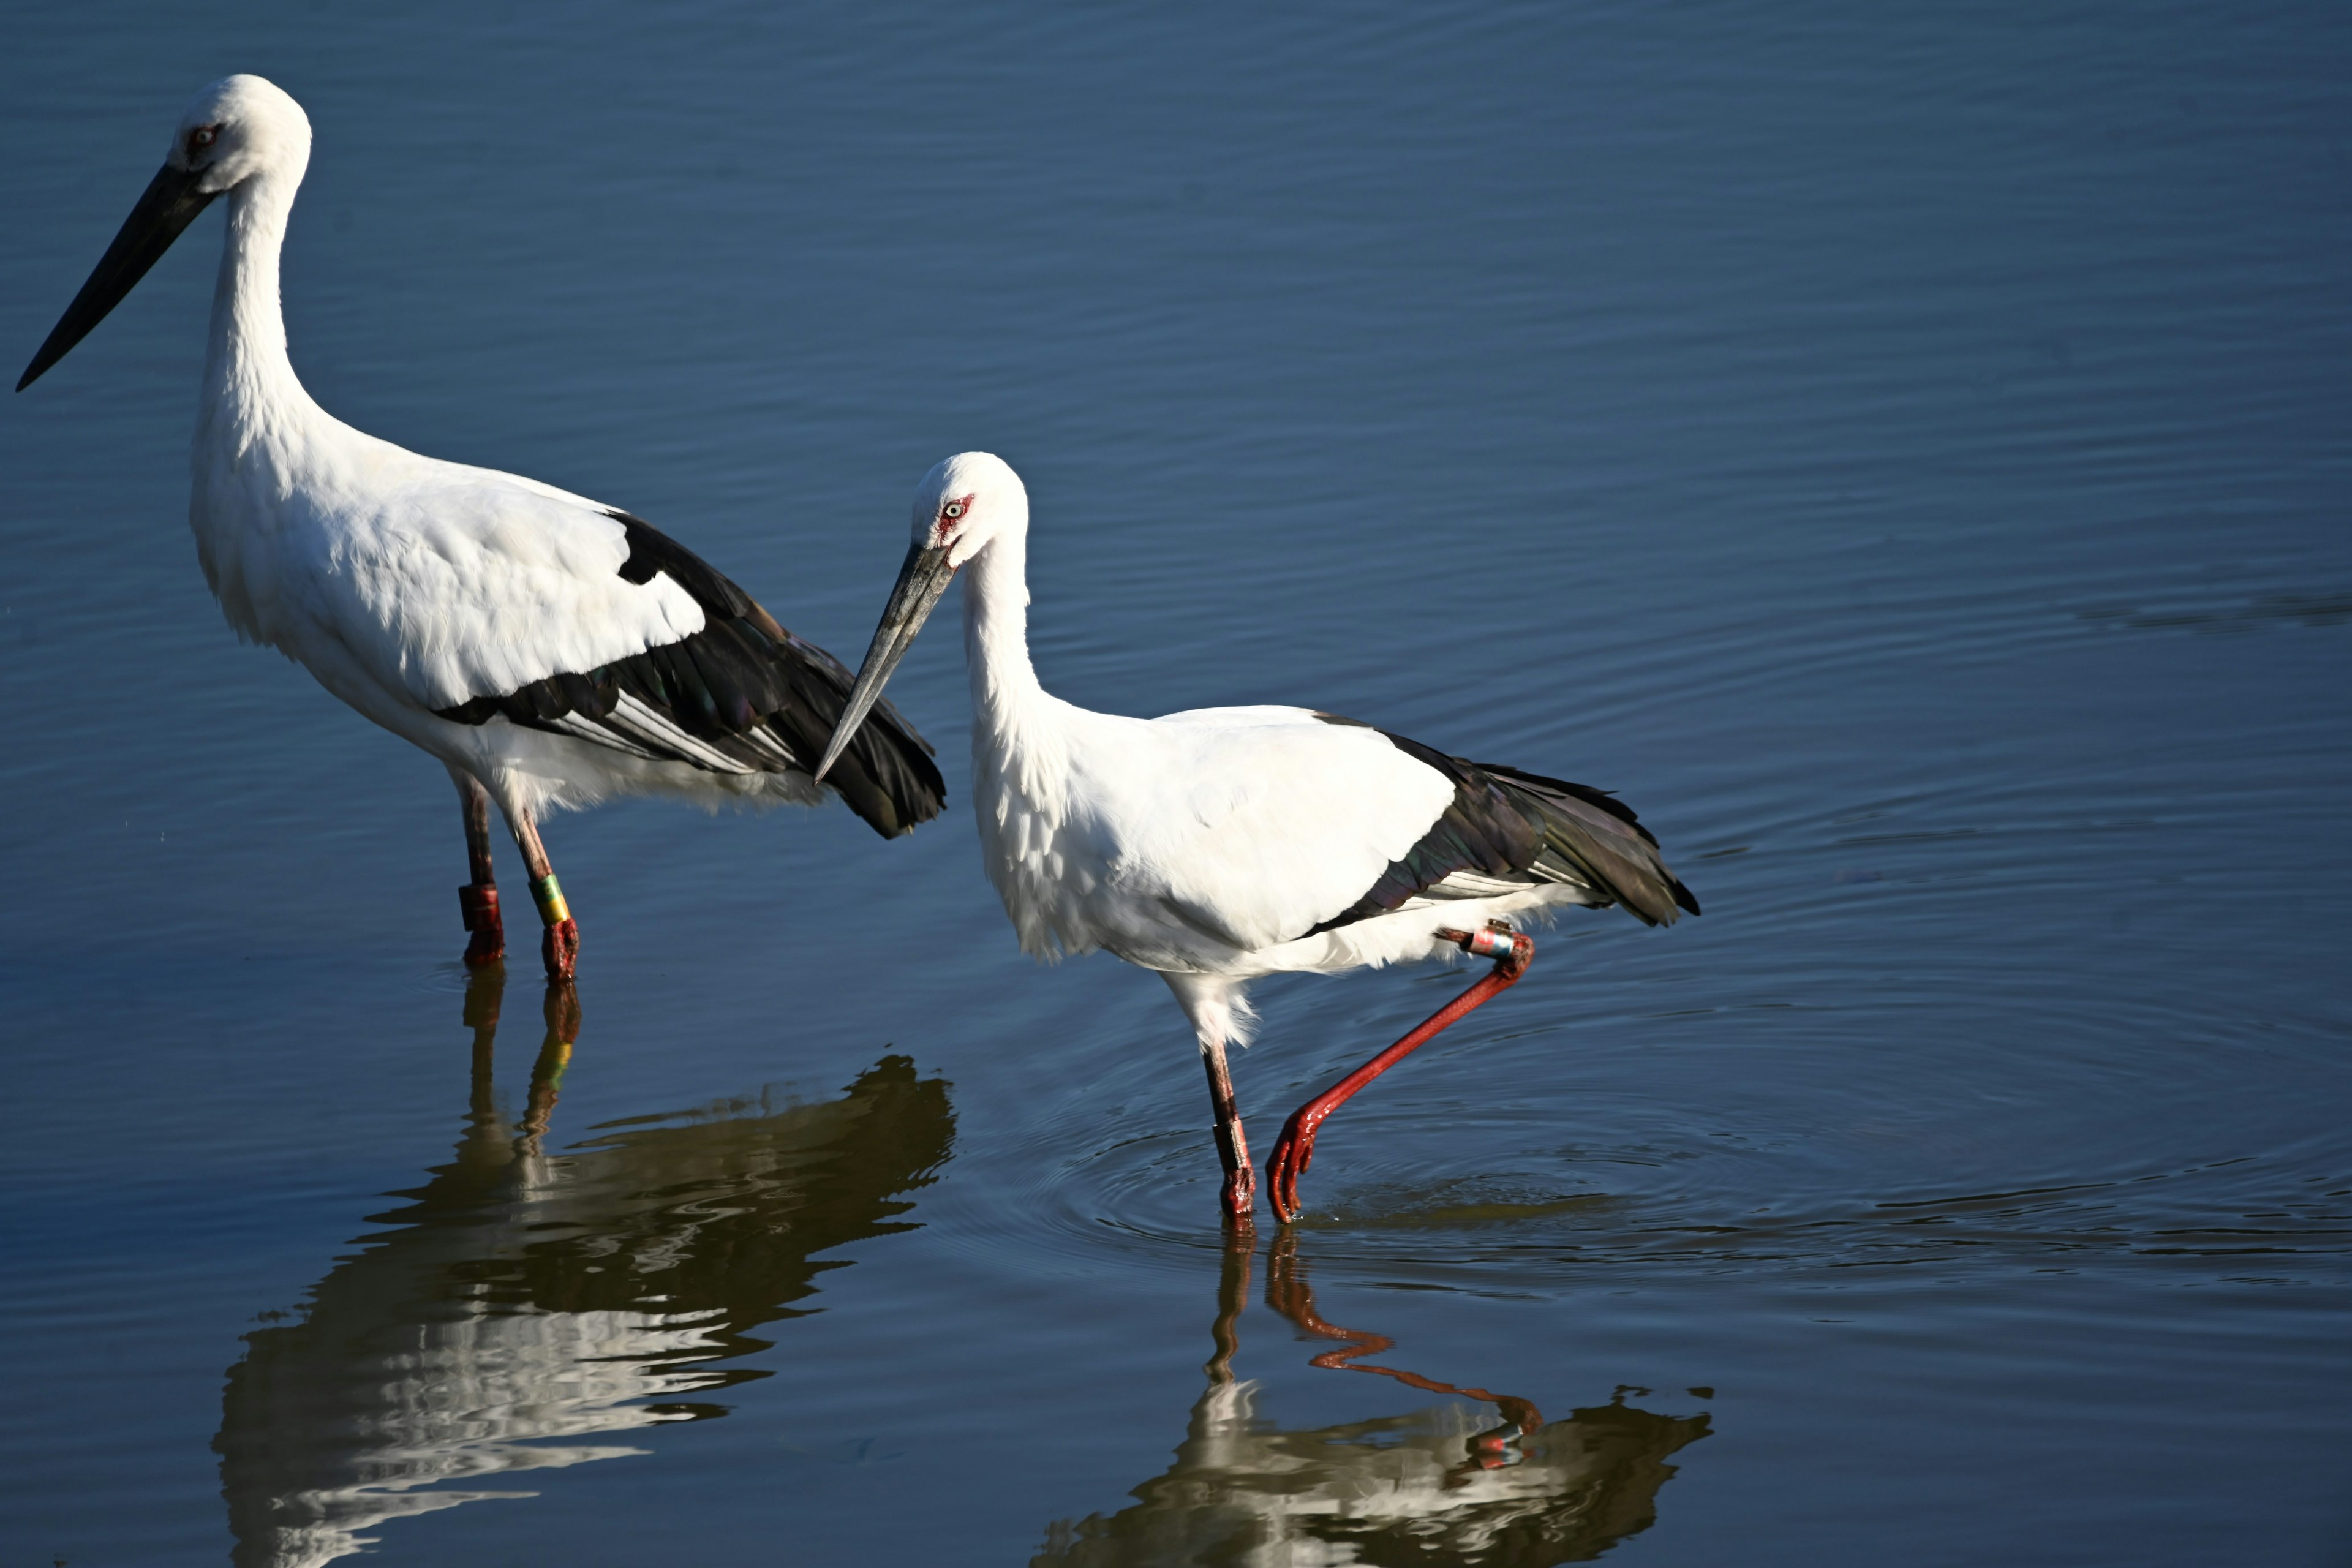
(1264, 924, 1534, 1223)
(1202, 1038, 1258, 1227)
(507, 808, 579, 982)
(454, 773, 505, 967)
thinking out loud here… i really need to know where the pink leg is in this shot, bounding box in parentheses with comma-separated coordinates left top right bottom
(507, 808, 579, 982)
(1264, 925, 1535, 1223)
(1203, 1038, 1258, 1227)
(454, 773, 506, 967)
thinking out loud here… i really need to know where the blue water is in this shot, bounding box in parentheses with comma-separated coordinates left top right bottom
(2, 3, 2348, 1563)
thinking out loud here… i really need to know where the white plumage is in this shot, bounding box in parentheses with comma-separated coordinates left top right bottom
(820, 452, 1698, 1221)
(20, 75, 942, 977)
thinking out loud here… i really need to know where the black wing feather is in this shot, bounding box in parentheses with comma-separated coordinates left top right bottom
(1306, 714, 1698, 935)
(436, 509, 945, 838)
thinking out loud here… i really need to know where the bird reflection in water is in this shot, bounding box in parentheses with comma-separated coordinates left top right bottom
(1036, 1234, 1709, 1567)
(213, 970, 956, 1568)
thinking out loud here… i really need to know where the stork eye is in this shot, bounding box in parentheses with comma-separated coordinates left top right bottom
(189, 126, 219, 151)
(943, 502, 966, 521)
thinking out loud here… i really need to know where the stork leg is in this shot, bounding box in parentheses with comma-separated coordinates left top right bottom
(451, 770, 506, 967)
(1202, 1038, 1258, 1227)
(1264, 924, 1536, 1223)
(506, 807, 579, 981)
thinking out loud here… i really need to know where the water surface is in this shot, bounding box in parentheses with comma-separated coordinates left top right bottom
(2, 3, 2348, 1564)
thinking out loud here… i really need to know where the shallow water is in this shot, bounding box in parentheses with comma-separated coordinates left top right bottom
(2, 3, 2349, 1564)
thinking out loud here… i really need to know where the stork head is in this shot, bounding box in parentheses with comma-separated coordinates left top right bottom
(18, 74, 312, 391)
(170, 75, 314, 196)
(815, 452, 1027, 783)
(909, 450, 1027, 567)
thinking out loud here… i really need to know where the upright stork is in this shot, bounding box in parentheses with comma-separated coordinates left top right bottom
(816, 453, 1698, 1223)
(17, 75, 943, 978)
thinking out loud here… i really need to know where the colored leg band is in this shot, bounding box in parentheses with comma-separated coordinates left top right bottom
(1465, 927, 1517, 959)
(458, 884, 499, 931)
(530, 874, 570, 927)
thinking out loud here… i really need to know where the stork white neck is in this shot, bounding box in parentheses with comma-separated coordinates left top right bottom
(943, 491, 1095, 959)
(186, 119, 340, 647)
(200, 151, 322, 456)
(959, 518, 1058, 758)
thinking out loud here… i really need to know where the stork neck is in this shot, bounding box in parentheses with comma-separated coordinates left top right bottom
(202, 170, 317, 431)
(960, 528, 1050, 742)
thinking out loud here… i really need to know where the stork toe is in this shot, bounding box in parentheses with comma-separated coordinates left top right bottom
(1265, 1110, 1321, 1223)
(1221, 1164, 1259, 1224)
(541, 918, 578, 981)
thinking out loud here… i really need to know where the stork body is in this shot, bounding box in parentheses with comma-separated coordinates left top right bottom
(818, 453, 1697, 1221)
(18, 77, 943, 978)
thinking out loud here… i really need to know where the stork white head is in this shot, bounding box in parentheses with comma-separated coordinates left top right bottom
(910, 450, 1028, 568)
(170, 74, 313, 195)
(816, 452, 1027, 782)
(18, 74, 312, 391)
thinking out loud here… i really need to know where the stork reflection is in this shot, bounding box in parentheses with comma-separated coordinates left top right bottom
(214, 971, 955, 1568)
(1036, 1234, 1709, 1566)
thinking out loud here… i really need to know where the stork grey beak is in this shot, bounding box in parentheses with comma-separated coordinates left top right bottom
(18, 163, 219, 392)
(814, 540, 956, 784)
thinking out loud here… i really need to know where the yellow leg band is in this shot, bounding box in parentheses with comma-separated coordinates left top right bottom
(530, 874, 570, 926)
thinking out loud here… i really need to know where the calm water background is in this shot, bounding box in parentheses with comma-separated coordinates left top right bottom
(3, 3, 2348, 1563)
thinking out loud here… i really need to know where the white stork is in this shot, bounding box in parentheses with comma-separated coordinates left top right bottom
(17, 75, 943, 979)
(815, 453, 1699, 1223)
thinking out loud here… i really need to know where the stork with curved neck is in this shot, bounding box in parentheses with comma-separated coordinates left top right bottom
(818, 453, 1700, 1223)
(18, 75, 945, 981)
(955, 482, 1053, 754)
(203, 97, 304, 410)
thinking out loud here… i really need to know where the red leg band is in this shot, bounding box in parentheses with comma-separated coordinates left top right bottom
(459, 884, 506, 968)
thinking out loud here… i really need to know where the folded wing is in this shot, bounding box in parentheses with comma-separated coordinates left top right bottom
(331, 475, 943, 837)
(1308, 717, 1700, 932)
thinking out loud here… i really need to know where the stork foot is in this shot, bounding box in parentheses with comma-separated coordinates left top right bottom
(1265, 1107, 1324, 1223)
(541, 918, 578, 981)
(458, 884, 505, 967)
(1221, 1164, 1258, 1227)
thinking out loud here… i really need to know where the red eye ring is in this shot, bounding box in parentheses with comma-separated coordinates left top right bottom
(942, 501, 966, 521)
(190, 126, 218, 150)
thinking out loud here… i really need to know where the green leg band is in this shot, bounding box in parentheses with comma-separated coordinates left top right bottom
(530, 873, 571, 926)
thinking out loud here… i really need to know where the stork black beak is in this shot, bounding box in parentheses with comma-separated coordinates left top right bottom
(814, 540, 956, 784)
(18, 162, 219, 392)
